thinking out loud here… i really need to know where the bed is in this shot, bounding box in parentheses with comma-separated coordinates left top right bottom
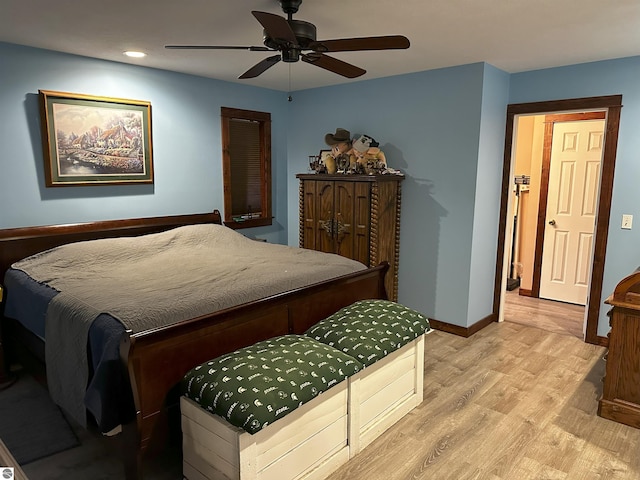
(0, 210, 388, 480)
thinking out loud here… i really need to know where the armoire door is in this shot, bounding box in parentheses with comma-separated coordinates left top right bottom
(314, 180, 336, 254)
(333, 181, 356, 259)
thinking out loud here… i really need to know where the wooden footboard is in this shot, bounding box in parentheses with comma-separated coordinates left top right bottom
(120, 263, 388, 479)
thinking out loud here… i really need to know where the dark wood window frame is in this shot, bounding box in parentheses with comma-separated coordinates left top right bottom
(221, 107, 272, 229)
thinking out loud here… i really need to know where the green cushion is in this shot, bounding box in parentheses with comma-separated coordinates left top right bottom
(305, 300, 431, 367)
(182, 335, 362, 434)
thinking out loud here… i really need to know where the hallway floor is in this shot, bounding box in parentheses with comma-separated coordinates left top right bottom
(503, 288, 585, 339)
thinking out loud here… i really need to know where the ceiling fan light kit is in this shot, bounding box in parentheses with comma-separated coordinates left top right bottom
(165, 0, 410, 80)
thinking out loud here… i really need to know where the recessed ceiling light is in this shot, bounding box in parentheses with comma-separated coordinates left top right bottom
(124, 51, 146, 58)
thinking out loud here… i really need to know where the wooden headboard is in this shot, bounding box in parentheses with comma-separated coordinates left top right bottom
(0, 210, 222, 283)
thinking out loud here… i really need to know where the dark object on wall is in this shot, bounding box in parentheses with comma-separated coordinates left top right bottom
(165, 0, 409, 79)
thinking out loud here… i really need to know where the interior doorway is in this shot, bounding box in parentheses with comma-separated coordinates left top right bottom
(493, 96, 623, 345)
(508, 113, 606, 306)
(503, 113, 605, 338)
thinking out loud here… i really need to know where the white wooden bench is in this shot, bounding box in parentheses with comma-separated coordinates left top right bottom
(181, 334, 425, 480)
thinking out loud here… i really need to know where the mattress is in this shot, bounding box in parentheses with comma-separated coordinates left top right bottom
(3, 224, 366, 433)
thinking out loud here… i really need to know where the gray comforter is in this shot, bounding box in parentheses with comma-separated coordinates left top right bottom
(12, 224, 366, 426)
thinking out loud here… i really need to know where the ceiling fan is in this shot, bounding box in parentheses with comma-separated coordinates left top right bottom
(165, 0, 410, 79)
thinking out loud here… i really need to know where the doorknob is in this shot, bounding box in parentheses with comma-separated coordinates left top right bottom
(548, 219, 556, 226)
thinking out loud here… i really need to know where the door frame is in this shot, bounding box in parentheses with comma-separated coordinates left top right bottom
(534, 112, 606, 300)
(493, 95, 622, 345)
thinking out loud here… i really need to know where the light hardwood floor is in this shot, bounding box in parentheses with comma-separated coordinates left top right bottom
(22, 297, 639, 480)
(504, 288, 585, 339)
(327, 320, 640, 480)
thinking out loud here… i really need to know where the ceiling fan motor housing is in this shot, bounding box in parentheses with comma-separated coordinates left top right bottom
(263, 19, 317, 62)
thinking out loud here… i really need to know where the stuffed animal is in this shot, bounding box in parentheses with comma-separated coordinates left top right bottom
(350, 135, 387, 174)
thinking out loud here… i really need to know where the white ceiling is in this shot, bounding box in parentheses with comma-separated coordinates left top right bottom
(2, 0, 640, 92)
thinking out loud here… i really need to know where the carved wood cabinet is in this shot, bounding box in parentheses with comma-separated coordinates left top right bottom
(598, 269, 640, 428)
(297, 174, 403, 301)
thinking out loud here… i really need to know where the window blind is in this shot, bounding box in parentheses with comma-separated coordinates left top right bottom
(229, 118, 263, 217)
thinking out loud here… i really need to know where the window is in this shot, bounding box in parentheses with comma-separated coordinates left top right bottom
(221, 107, 272, 229)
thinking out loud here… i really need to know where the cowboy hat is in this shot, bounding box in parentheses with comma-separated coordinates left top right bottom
(324, 128, 351, 145)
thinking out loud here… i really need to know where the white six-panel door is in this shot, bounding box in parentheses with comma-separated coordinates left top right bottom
(539, 119, 605, 305)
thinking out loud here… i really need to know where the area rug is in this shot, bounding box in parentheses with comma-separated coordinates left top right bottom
(0, 374, 79, 464)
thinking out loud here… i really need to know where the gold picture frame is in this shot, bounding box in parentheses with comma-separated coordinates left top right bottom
(39, 90, 153, 186)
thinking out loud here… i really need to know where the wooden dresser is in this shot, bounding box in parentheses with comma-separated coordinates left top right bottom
(598, 269, 640, 428)
(297, 174, 403, 301)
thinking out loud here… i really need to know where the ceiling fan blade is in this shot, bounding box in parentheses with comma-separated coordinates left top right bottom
(239, 55, 282, 79)
(252, 11, 297, 44)
(313, 35, 410, 52)
(301, 53, 365, 79)
(165, 45, 272, 51)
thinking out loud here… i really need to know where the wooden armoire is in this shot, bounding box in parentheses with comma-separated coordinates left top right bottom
(297, 174, 403, 301)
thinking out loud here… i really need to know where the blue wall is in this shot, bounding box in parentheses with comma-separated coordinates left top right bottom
(510, 57, 640, 337)
(3, 40, 640, 337)
(0, 43, 290, 243)
(468, 64, 511, 323)
(287, 63, 508, 327)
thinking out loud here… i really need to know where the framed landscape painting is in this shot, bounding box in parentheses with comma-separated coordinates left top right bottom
(39, 90, 153, 186)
